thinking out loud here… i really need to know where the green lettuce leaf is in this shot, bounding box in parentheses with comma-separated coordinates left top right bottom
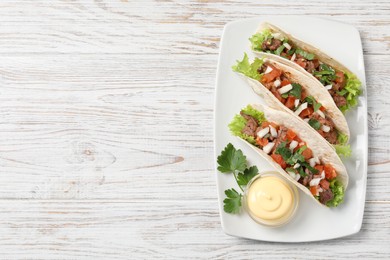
(326, 179, 345, 207)
(228, 105, 266, 144)
(338, 73, 361, 113)
(232, 53, 264, 80)
(249, 29, 272, 51)
(334, 144, 352, 157)
(337, 132, 348, 145)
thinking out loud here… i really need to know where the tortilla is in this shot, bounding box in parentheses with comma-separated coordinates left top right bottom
(236, 57, 350, 146)
(237, 104, 348, 207)
(253, 22, 356, 80)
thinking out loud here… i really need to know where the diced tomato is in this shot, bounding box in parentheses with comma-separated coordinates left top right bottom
(319, 106, 326, 112)
(320, 179, 330, 190)
(302, 147, 313, 160)
(324, 164, 337, 179)
(280, 79, 291, 87)
(261, 65, 282, 83)
(285, 96, 296, 109)
(261, 121, 279, 130)
(299, 107, 314, 118)
(294, 135, 303, 143)
(286, 128, 297, 141)
(314, 165, 324, 173)
(271, 154, 287, 169)
(335, 71, 345, 84)
(295, 59, 307, 69)
(310, 186, 318, 196)
(256, 137, 269, 147)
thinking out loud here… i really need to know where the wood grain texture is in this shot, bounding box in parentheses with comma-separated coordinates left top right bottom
(0, 0, 388, 258)
(0, 200, 388, 259)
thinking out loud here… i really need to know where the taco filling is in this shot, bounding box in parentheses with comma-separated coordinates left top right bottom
(249, 29, 361, 112)
(232, 54, 348, 149)
(229, 105, 345, 207)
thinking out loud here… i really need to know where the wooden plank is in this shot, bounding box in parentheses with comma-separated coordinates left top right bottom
(0, 200, 387, 259)
(0, 1, 387, 55)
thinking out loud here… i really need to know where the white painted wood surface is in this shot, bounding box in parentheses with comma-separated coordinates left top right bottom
(0, 0, 388, 258)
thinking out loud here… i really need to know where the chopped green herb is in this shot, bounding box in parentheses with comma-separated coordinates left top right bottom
(304, 96, 322, 112)
(286, 152, 305, 165)
(301, 162, 319, 174)
(287, 48, 296, 56)
(314, 64, 337, 85)
(296, 145, 307, 154)
(308, 118, 321, 130)
(298, 167, 307, 177)
(275, 142, 292, 161)
(289, 83, 302, 99)
(275, 45, 285, 56)
(295, 49, 315, 60)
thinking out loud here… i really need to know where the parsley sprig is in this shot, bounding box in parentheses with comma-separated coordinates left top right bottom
(217, 143, 259, 214)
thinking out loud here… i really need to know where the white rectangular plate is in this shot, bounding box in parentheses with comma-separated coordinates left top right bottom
(214, 16, 367, 242)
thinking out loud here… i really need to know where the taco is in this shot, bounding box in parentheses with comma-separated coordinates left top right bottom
(249, 22, 361, 113)
(232, 53, 351, 156)
(229, 104, 348, 207)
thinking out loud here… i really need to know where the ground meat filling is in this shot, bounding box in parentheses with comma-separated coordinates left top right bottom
(259, 36, 348, 108)
(262, 38, 282, 51)
(257, 62, 340, 144)
(240, 113, 337, 205)
(240, 111, 258, 136)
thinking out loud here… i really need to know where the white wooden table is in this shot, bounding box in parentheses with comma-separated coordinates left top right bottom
(0, 1, 389, 259)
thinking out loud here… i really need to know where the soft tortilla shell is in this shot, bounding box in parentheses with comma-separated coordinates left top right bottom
(237, 58, 350, 143)
(238, 103, 349, 207)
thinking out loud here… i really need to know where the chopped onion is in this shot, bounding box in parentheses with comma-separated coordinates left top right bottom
(294, 102, 308, 116)
(314, 157, 320, 164)
(283, 42, 292, 50)
(257, 127, 269, 138)
(278, 84, 293, 94)
(321, 171, 325, 179)
(309, 157, 316, 167)
(294, 99, 300, 108)
(290, 53, 296, 61)
(289, 140, 298, 150)
(293, 163, 300, 169)
(264, 66, 273, 74)
(309, 178, 321, 187)
(263, 142, 275, 154)
(294, 174, 301, 181)
(286, 170, 297, 180)
(303, 118, 310, 123)
(273, 79, 281, 88)
(325, 84, 333, 90)
(269, 125, 278, 138)
(316, 110, 325, 118)
(317, 187, 323, 193)
(321, 125, 331, 133)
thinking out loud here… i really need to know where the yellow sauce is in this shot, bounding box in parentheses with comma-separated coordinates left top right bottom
(246, 174, 296, 225)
